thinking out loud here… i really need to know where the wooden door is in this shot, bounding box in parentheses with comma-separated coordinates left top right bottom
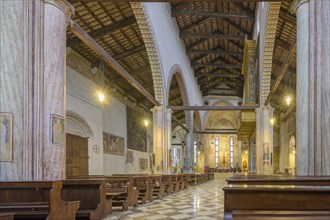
(66, 133, 89, 177)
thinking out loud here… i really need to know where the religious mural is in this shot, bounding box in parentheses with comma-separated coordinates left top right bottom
(127, 108, 147, 152)
(51, 115, 64, 146)
(0, 113, 13, 161)
(103, 132, 125, 156)
(139, 158, 148, 171)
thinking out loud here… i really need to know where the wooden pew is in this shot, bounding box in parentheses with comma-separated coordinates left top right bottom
(181, 174, 188, 190)
(232, 210, 330, 220)
(0, 213, 14, 220)
(61, 179, 106, 220)
(184, 174, 198, 186)
(68, 175, 138, 211)
(150, 175, 165, 199)
(227, 174, 330, 186)
(161, 175, 175, 195)
(0, 181, 79, 220)
(223, 184, 330, 215)
(106, 176, 137, 210)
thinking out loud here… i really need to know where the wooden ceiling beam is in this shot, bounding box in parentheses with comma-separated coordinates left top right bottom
(275, 37, 291, 50)
(265, 39, 297, 106)
(279, 10, 296, 25)
(68, 16, 136, 47)
(95, 0, 284, 3)
(113, 44, 145, 60)
(232, 2, 256, 20)
(70, 20, 160, 106)
(201, 87, 241, 92)
(168, 105, 258, 111)
(198, 76, 243, 84)
(198, 80, 243, 86)
(172, 10, 249, 19)
(195, 73, 242, 78)
(172, 115, 189, 132)
(180, 32, 245, 40)
(186, 49, 242, 57)
(192, 63, 241, 68)
(203, 92, 241, 97)
(180, 17, 213, 33)
(273, 59, 296, 74)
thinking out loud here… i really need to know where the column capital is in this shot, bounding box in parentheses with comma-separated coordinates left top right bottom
(151, 106, 172, 113)
(255, 105, 274, 114)
(43, 0, 74, 20)
(290, 0, 309, 14)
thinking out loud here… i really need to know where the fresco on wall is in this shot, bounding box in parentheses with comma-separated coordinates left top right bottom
(127, 108, 147, 152)
(0, 113, 13, 161)
(103, 132, 125, 156)
(51, 115, 65, 146)
(139, 158, 148, 171)
(125, 150, 135, 165)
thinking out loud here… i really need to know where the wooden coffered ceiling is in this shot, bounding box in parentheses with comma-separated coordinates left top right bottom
(171, 1, 256, 98)
(269, 0, 296, 116)
(67, 1, 156, 112)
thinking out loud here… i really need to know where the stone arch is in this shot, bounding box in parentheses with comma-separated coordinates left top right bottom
(203, 99, 239, 129)
(66, 110, 94, 138)
(131, 3, 166, 105)
(167, 64, 192, 131)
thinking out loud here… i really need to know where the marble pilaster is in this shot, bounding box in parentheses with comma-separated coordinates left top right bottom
(183, 132, 194, 173)
(279, 114, 288, 173)
(0, 0, 73, 180)
(255, 106, 274, 174)
(292, 0, 330, 175)
(152, 106, 172, 174)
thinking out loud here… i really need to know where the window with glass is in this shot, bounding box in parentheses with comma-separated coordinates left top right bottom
(215, 137, 219, 166)
(193, 141, 197, 164)
(230, 136, 234, 168)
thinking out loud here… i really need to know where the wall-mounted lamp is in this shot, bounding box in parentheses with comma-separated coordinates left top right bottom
(285, 96, 292, 106)
(270, 118, 275, 126)
(97, 91, 105, 103)
(143, 119, 149, 127)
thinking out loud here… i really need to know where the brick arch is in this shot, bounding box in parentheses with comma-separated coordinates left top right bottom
(131, 3, 166, 105)
(167, 64, 192, 131)
(66, 110, 94, 137)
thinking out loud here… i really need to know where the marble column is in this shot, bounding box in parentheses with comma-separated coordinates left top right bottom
(255, 106, 274, 174)
(292, 0, 330, 175)
(279, 113, 288, 173)
(0, 0, 73, 180)
(183, 132, 194, 173)
(152, 106, 172, 174)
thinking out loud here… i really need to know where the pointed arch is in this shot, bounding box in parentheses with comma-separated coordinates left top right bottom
(167, 64, 192, 131)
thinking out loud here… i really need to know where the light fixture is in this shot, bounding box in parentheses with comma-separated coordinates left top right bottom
(270, 118, 275, 125)
(143, 119, 149, 127)
(245, 150, 248, 154)
(98, 92, 105, 103)
(285, 96, 292, 106)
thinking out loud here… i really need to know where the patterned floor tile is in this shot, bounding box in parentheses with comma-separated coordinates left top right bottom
(104, 173, 232, 220)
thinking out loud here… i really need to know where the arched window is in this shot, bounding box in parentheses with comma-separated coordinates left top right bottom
(230, 136, 234, 168)
(215, 137, 219, 166)
(193, 141, 197, 164)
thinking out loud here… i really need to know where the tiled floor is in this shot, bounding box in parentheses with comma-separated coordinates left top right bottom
(104, 173, 232, 220)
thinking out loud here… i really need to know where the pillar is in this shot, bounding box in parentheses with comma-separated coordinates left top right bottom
(292, 0, 330, 175)
(0, 0, 73, 180)
(152, 106, 172, 174)
(255, 106, 274, 174)
(183, 131, 194, 173)
(279, 113, 288, 173)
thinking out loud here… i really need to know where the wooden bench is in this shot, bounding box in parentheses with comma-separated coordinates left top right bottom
(227, 174, 330, 186)
(0, 181, 79, 220)
(184, 174, 198, 186)
(61, 179, 106, 220)
(161, 175, 175, 195)
(106, 176, 136, 211)
(0, 213, 14, 220)
(231, 210, 330, 220)
(223, 184, 330, 215)
(149, 175, 165, 199)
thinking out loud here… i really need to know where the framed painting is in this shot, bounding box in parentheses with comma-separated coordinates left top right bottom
(51, 115, 65, 146)
(103, 132, 125, 156)
(127, 108, 147, 152)
(0, 113, 13, 162)
(139, 158, 148, 171)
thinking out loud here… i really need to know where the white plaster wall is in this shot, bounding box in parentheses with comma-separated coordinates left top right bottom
(102, 99, 150, 175)
(143, 3, 203, 108)
(67, 67, 103, 175)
